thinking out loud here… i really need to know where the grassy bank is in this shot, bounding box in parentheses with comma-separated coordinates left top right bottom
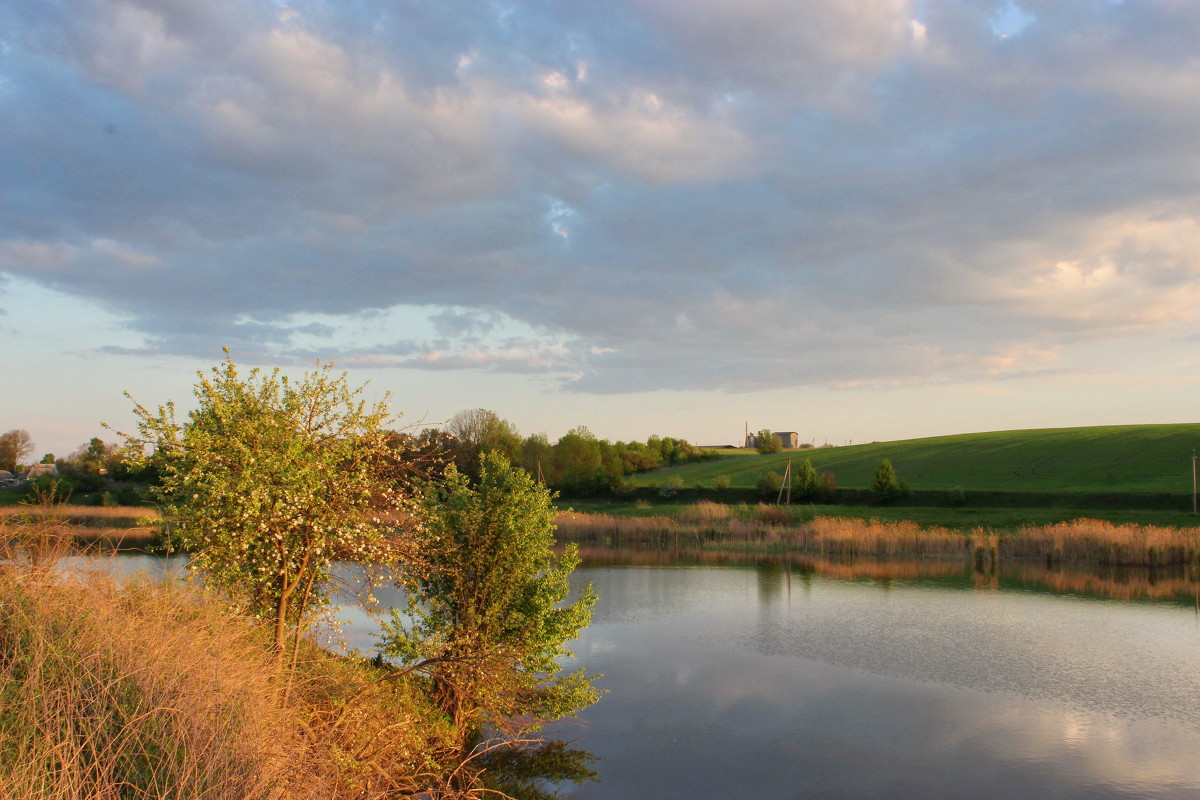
(0, 517, 551, 799)
(554, 503, 1200, 568)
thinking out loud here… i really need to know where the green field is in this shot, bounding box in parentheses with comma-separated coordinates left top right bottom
(633, 423, 1200, 496)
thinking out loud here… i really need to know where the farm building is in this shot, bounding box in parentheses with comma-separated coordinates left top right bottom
(774, 431, 800, 448)
(744, 430, 802, 449)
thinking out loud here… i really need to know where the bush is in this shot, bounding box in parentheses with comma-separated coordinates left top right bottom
(115, 484, 145, 506)
(757, 471, 783, 497)
(871, 460, 901, 505)
(24, 475, 73, 505)
(817, 471, 838, 503)
(713, 474, 731, 492)
(791, 459, 819, 499)
(659, 475, 685, 497)
(946, 485, 966, 506)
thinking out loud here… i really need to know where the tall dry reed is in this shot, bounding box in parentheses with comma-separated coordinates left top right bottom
(1001, 519, 1200, 566)
(675, 501, 734, 525)
(796, 517, 970, 559)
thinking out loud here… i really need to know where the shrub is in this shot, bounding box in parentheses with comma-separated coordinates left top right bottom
(817, 471, 838, 502)
(713, 474, 731, 492)
(791, 459, 819, 499)
(659, 476, 684, 497)
(381, 453, 598, 749)
(871, 459, 901, 504)
(115, 484, 145, 506)
(757, 471, 783, 497)
(946, 485, 966, 506)
(24, 475, 73, 505)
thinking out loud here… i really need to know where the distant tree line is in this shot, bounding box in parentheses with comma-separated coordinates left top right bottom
(5, 408, 711, 504)
(0, 427, 160, 505)
(394, 408, 715, 496)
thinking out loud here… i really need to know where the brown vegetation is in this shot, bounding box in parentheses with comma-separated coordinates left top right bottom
(1004, 518, 1200, 566)
(0, 504, 161, 525)
(554, 507, 1200, 567)
(0, 516, 532, 798)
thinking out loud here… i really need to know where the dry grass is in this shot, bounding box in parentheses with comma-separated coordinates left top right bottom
(0, 518, 495, 800)
(0, 569, 316, 799)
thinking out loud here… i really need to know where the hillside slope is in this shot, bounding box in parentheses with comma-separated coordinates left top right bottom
(634, 424, 1200, 495)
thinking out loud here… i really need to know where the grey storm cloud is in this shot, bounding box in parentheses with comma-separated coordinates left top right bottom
(2, 0, 1200, 392)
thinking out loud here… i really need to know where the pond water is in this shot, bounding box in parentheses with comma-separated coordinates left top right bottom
(79, 550, 1200, 799)
(536, 555, 1200, 800)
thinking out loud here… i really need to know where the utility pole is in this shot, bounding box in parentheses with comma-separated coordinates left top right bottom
(777, 456, 793, 506)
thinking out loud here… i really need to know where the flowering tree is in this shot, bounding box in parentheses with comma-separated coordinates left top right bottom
(121, 352, 414, 662)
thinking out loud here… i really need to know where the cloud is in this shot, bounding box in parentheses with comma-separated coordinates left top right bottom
(3, 0, 1200, 396)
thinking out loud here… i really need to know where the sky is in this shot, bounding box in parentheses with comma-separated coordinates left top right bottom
(3, 0, 1200, 459)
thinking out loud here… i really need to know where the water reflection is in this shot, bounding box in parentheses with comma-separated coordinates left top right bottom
(569, 544, 1200, 606)
(546, 552, 1200, 799)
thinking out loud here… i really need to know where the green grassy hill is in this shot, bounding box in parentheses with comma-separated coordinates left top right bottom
(635, 424, 1200, 496)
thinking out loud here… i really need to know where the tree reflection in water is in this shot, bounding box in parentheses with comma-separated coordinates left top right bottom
(473, 737, 598, 800)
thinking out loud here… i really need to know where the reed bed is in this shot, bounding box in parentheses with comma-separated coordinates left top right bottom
(556, 510, 1200, 567)
(0, 503, 162, 534)
(1001, 519, 1200, 566)
(796, 517, 970, 559)
(554, 511, 970, 557)
(555, 511, 682, 543)
(0, 505, 163, 553)
(675, 500, 734, 525)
